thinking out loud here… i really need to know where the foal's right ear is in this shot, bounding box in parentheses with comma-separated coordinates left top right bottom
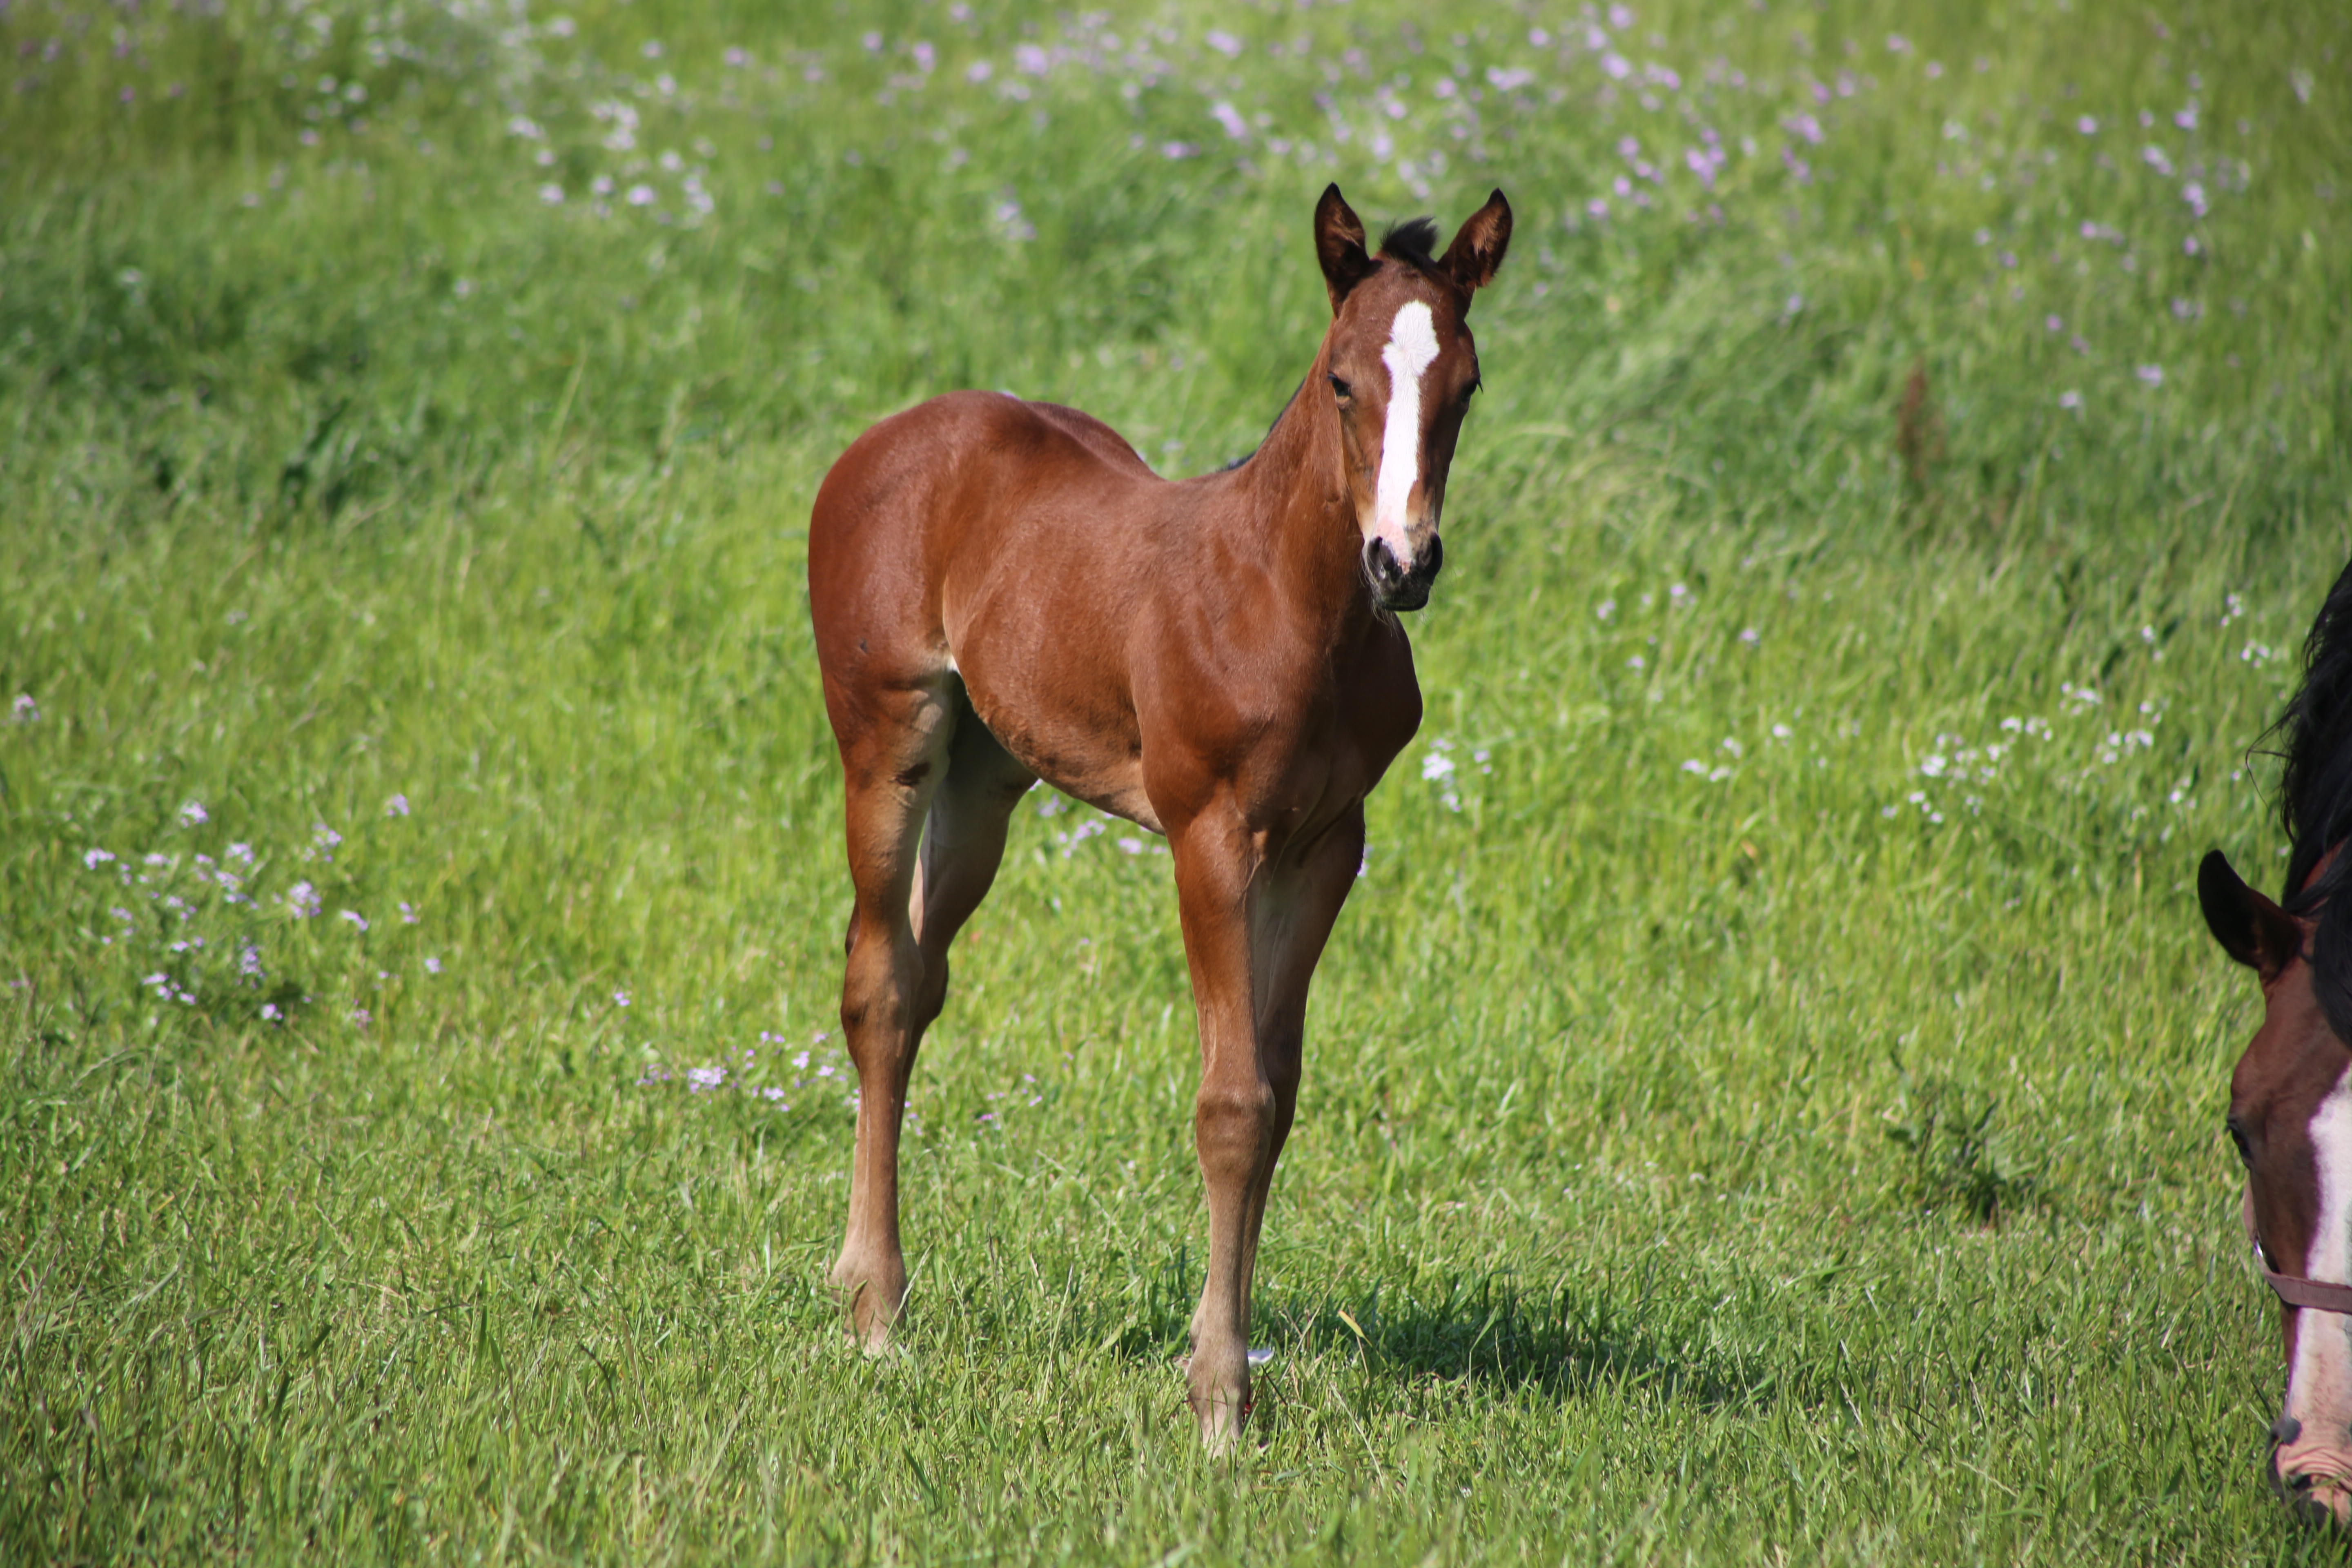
(1315, 183, 1377, 313)
(2201, 849, 2304, 979)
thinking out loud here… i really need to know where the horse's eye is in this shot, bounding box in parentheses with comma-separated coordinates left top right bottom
(2227, 1119, 2254, 1166)
(1328, 374, 1352, 403)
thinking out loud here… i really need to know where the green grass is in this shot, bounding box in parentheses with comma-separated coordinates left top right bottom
(4, 0, 2351, 1560)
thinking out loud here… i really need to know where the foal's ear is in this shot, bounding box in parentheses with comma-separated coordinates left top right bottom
(1440, 189, 1513, 303)
(1315, 183, 1377, 313)
(2201, 849, 2304, 979)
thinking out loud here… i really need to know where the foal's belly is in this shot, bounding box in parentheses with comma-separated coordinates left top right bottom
(957, 666, 1165, 835)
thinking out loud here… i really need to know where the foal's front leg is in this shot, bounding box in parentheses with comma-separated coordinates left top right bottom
(1170, 802, 1364, 1452)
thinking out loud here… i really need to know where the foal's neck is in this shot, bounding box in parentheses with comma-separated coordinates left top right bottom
(1223, 336, 1375, 636)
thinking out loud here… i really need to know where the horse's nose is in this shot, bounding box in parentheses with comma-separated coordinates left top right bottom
(1363, 534, 1443, 612)
(2275, 1463, 2338, 1523)
(2272, 1439, 2352, 1524)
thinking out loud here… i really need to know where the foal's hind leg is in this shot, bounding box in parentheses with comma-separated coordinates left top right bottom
(828, 676, 956, 1348)
(829, 679, 1033, 1350)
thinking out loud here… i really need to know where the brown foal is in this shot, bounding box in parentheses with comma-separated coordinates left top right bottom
(806, 184, 1510, 1450)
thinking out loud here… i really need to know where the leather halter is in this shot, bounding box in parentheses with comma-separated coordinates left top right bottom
(2265, 1267, 2352, 1315)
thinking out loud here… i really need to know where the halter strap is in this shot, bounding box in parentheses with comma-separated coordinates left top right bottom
(2266, 1268, 2352, 1315)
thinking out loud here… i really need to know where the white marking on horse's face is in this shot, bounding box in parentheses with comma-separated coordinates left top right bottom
(2280, 1067, 2352, 1503)
(1370, 300, 1441, 562)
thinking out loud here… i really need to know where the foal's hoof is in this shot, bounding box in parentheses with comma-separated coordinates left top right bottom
(851, 1325, 906, 1360)
(1183, 1352, 1269, 1454)
(829, 1267, 909, 1356)
(1194, 1398, 1249, 1457)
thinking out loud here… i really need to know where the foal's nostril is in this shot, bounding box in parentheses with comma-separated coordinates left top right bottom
(1362, 535, 1439, 610)
(2275, 1415, 2305, 1446)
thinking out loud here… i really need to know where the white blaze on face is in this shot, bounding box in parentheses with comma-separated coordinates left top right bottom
(2285, 1069, 2352, 1476)
(1372, 300, 1441, 564)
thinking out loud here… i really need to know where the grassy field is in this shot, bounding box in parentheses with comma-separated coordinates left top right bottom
(4, 0, 2351, 1560)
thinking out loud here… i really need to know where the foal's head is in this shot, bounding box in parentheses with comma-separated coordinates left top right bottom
(1312, 184, 1511, 613)
(2203, 848, 2352, 1520)
(2204, 558, 2352, 1522)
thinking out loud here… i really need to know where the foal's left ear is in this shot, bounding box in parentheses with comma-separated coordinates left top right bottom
(1440, 189, 1513, 303)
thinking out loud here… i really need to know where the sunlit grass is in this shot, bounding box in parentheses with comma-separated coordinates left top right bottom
(3, 0, 2350, 1561)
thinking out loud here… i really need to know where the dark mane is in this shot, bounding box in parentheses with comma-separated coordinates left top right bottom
(2275, 554, 2352, 1037)
(1378, 217, 1442, 266)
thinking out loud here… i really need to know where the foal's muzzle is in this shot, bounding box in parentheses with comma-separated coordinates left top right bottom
(1365, 535, 1443, 612)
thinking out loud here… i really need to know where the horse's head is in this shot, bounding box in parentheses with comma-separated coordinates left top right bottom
(2203, 846, 2352, 1521)
(1312, 184, 1510, 614)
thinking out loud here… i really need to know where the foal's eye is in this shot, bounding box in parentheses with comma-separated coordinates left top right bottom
(2227, 1119, 2254, 1165)
(1328, 374, 1353, 403)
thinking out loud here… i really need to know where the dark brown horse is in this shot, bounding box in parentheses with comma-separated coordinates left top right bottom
(806, 185, 1509, 1448)
(2203, 557, 2352, 1519)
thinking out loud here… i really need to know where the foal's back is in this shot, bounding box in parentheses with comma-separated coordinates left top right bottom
(811, 390, 1171, 611)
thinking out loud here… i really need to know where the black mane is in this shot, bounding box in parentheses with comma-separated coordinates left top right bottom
(1378, 217, 1442, 266)
(2275, 555, 2352, 1037)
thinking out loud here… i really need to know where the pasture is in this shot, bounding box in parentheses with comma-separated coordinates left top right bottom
(2, 0, 2348, 1559)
